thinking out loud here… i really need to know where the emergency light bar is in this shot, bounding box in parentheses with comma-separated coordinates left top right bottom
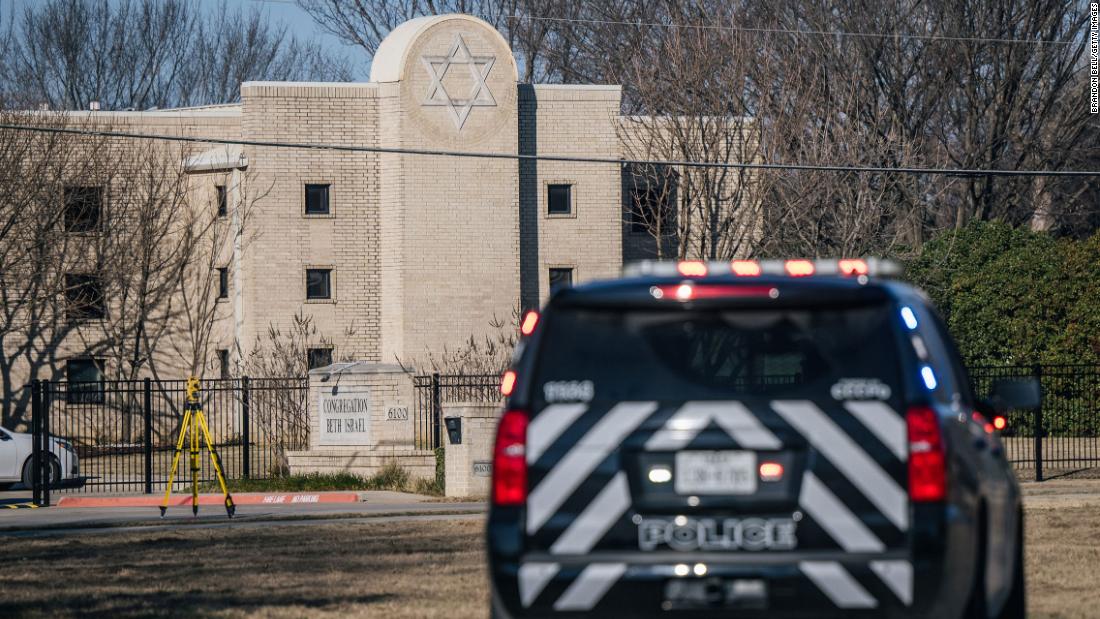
(623, 258, 902, 279)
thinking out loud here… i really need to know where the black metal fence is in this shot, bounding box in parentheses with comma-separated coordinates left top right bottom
(413, 365, 1100, 479)
(413, 373, 502, 449)
(970, 364, 1100, 480)
(28, 376, 308, 505)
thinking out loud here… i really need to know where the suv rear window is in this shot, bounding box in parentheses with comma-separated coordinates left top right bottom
(533, 303, 903, 405)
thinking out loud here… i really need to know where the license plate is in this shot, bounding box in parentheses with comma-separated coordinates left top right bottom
(675, 450, 757, 495)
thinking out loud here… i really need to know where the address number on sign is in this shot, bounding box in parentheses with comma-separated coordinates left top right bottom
(386, 407, 409, 421)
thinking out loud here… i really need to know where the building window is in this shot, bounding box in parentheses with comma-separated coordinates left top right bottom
(549, 268, 573, 295)
(65, 274, 106, 321)
(306, 268, 332, 300)
(630, 185, 673, 233)
(66, 358, 105, 403)
(216, 185, 227, 217)
(308, 348, 333, 370)
(217, 267, 229, 299)
(63, 186, 103, 232)
(547, 184, 572, 215)
(217, 349, 230, 379)
(305, 184, 330, 215)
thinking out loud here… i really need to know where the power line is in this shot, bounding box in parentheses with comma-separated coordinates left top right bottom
(506, 14, 1077, 47)
(1, 123, 1097, 178)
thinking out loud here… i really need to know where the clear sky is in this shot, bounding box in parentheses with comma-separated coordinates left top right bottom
(3, 0, 372, 80)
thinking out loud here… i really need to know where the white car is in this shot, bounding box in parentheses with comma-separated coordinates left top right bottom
(0, 426, 80, 489)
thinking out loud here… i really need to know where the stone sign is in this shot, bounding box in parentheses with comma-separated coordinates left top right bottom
(317, 387, 372, 446)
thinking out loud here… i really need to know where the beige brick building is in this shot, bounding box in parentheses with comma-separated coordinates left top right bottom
(30, 14, 673, 383)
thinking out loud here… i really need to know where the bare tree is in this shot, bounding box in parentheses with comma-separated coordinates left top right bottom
(1, 0, 351, 111)
(0, 112, 125, 428)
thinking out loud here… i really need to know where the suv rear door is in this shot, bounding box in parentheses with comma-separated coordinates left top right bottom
(524, 300, 912, 558)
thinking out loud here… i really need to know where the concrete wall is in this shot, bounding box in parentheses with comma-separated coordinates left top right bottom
(443, 401, 502, 498)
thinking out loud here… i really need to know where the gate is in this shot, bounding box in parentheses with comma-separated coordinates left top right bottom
(413, 373, 501, 449)
(29, 376, 308, 506)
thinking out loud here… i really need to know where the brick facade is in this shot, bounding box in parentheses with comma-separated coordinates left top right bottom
(23, 14, 645, 382)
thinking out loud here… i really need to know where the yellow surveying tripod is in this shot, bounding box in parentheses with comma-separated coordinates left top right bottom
(160, 377, 236, 518)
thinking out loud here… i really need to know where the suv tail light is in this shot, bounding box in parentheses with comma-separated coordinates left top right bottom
(907, 405, 946, 502)
(493, 409, 529, 506)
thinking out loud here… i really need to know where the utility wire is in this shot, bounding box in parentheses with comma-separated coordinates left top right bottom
(505, 14, 1077, 46)
(246, 0, 1078, 46)
(1, 123, 1098, 178)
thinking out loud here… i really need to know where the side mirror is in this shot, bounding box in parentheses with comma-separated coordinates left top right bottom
(990, 378, 1041, 412)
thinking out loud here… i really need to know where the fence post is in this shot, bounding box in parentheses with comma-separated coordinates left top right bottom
(41, 379, 50, 507)
(143, 378, 153, 494)
(1033, 364, 1043, 482)
(241, 376, 251, 479)
(30, 380, 41, 506)
(431, 373, 442, 449)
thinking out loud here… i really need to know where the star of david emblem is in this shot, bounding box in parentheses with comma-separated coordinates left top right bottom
(421, 34, 497, 130)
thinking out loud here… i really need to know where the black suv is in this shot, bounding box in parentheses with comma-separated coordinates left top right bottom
(488, 259, 1035, 618)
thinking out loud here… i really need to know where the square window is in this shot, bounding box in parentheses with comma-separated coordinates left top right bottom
(549, 268, 573, 295)
(217, 267, 229, 299)
(66, 358, 104, 404)
(65, 274, 105, 321)
(217, 349, 230, 379)
(308, 348, 333, 370)
(216, 185, 227, 217)
(305, 184, 331, 215)
(64, 186, 103, 232)
(306, 268, 332, 300)
(547, 184, 572, 215)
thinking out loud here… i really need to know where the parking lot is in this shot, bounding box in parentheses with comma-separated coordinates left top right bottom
(0, 480, 1095, 618)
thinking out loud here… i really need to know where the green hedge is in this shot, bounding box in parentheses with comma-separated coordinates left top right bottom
(905, 221, 1100, 367)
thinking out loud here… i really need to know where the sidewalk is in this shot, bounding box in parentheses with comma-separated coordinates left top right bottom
(0, 489, 483, 532)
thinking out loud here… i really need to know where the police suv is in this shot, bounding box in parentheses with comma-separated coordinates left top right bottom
(488, 259, 1034, 618)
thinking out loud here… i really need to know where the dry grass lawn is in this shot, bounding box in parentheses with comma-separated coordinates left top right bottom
(0, 519, 489, 618)
(0, 497, 1096, 618)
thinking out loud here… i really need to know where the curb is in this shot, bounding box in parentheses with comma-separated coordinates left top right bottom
(55, 492, 361, 508)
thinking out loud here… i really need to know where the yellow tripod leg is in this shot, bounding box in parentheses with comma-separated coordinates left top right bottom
(190, 407, 200, 516)
(160, 408, 192, 518)
(196, 410, 235, 518)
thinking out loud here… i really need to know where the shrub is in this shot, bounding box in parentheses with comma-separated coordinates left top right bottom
(906, 221, 1100, 367)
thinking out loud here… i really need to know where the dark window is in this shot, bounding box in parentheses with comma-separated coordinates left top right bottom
(217, 267, 229, 299)
(532, 303, 903, 406)
(547, 184, 572, 215)
(217, 349, 230, 379)
(549, 268, 573, 295)
(630, 186, 673, 233)
(305, 184, 331, 215)
(308, 348, 333, 370)
(66, 358, 105, 404)
(64, 186, 103, 232)
(306, 269, 332, 299)
(216, 185, 227, 217)
(65, 274, 106, 320)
